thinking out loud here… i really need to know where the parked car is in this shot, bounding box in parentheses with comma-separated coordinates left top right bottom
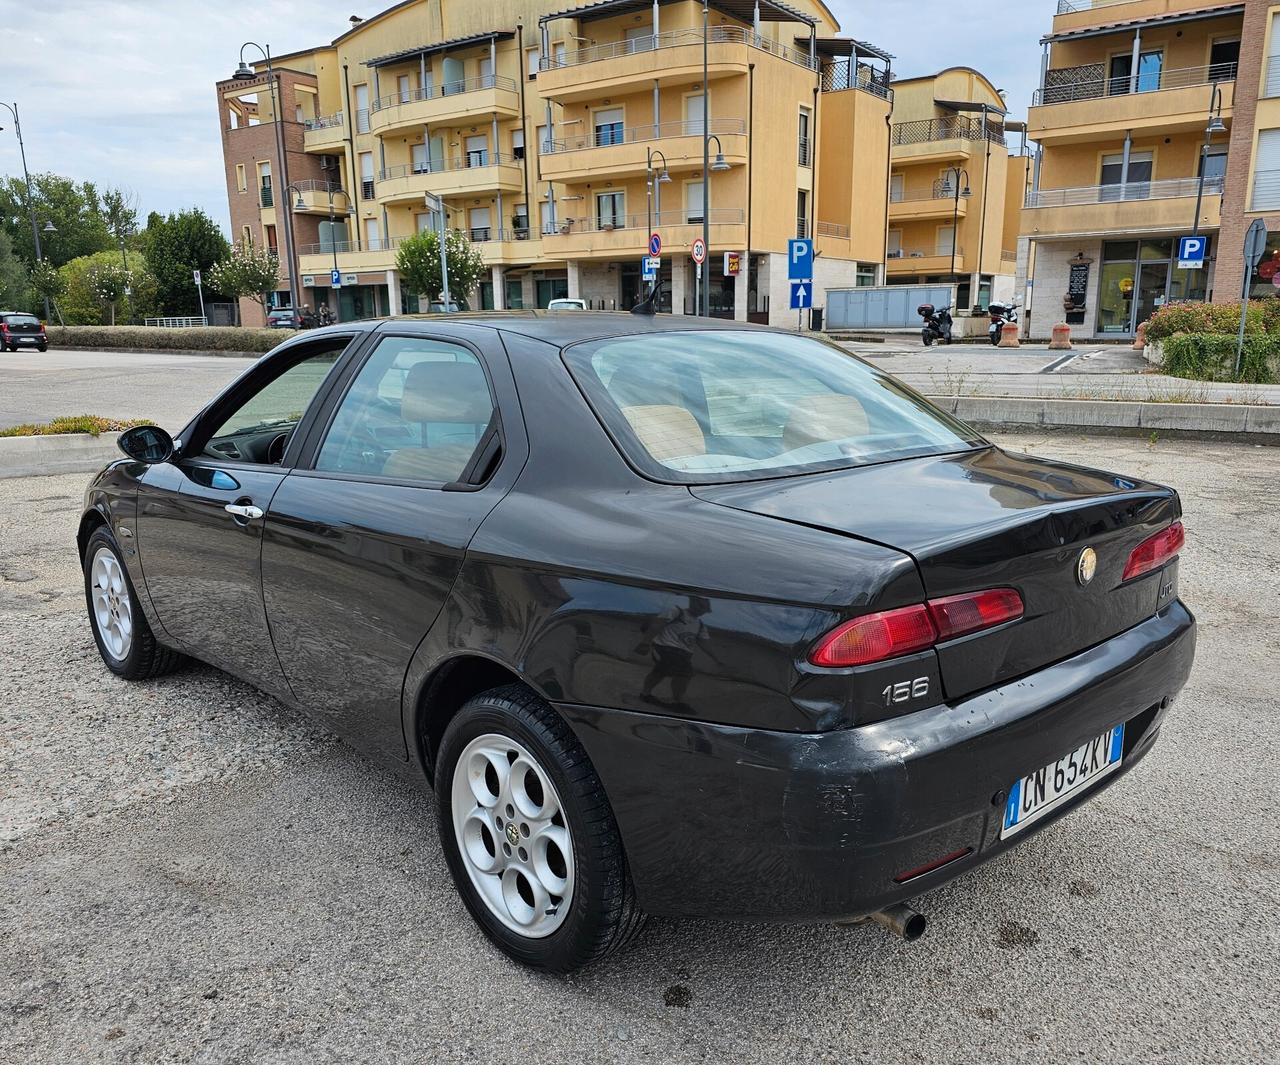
(0, 311, 48, 351)
(427, 301, 461, 313)
(266, 306, 315, 330)
(78, 315, 1195, 973)
(547, 298, 587, 310)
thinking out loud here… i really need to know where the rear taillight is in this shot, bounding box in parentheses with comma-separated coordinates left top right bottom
(1123, 521, 1184, 582)
(809, 588, 1024, 668)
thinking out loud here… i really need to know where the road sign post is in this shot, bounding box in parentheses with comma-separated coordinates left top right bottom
(642, 256, 660, 281)
(193, 269, 206, 323)
(1177, 235, 1207, 271)
(1238, 219, 1269, 376)
(691, 238, 707, 317)
(788, 238, 814, 329)
(649, 233, 662, 257)
(331, 268, 342, 288)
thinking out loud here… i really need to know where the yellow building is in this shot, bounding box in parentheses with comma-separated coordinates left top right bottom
(1021, 0, 1245, 339)
(216, 0, 894, 326)
(886, 67, 1020, 312)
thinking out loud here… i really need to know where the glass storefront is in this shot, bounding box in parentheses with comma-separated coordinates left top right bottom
(1246, 235, 1280, 300)
(1096, 239, 1211, 335)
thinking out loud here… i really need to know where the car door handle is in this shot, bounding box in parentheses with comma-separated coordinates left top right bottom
(224, 503, 264, 520)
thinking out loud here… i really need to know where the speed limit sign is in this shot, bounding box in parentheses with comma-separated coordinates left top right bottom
(691, 237, 707, 265)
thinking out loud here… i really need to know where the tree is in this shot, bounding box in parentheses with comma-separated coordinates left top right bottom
(88, 261, 134, 325)
(141, 208, 230, 316)
(396, 229, 487, 309)
(102, 187, 139, 250)
(0, 231, 32, 311)
(0, 173, 113, 268)
(207, 242, 281, 314)
(29, 260, 66, 311)
(57, 251, 158, 325)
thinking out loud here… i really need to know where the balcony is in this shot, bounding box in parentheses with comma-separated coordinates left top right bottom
(375, 155, 523, 203)
(297, 237, 402, 275)
(368, 76, 519, 137)
(291, 179, 347, 215)
(886, 245, 965, 275)
(1052, 0, 1240, 31)
(1024, 176, 1223, 237)
(303, 112, 345, 152)
(1252, 170, 1280, 213)
(542, 207, 745, 259)
(540, 119, 746, 183)
(890, 187, 969, 222)
(1030, 64, 1235, 142)
(890, 117, 1004, 163)
(536, 27, 816, 103)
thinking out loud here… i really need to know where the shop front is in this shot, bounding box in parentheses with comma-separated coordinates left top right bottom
(1246, 234, 1280, 300)
(1095, 238, 1211, 337)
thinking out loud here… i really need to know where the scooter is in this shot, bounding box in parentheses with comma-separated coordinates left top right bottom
(918, 303, 953, 346)
(988, 302, 1019, 346)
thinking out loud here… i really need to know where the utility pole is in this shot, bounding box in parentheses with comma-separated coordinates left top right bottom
(0, 101, 52, 321)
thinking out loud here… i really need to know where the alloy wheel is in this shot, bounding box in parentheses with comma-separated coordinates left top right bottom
(90, 547, 133, 661)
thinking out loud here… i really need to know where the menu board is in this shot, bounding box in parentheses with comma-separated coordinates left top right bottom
(1068, 262, 1090, 307)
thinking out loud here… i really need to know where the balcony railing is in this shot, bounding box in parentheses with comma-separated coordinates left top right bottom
(297, 236, 405, 256)
(292, 179, 344, 195)
(542, 207, 744, 235)
(1025, 175, 1223, 208)
(377, 153, 521, 181)
(304, 112, 343, 131)
(887, 244, 963, 261)
(820, 61, 893, 101)
(890, 183, 956, 204)
(1251, 170, 1280, 212)
(541, 27, 817, 74)
(798, 137, 811, 166)
(1035, 62, 1237, 106)
(1056, 0, 1152, 12)
(543, 118, 745, 153)
(816, 221, 849, 238)
(370, 74, 518, 112)
(890, 117, 1005, 148)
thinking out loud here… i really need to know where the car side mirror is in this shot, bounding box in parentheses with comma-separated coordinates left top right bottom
(117, 425, 175, 464)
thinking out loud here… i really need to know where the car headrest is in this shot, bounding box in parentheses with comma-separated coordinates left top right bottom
(401, 360, 491, 423)
(620, 405, 706, 463)
(783, 394, 870, 452)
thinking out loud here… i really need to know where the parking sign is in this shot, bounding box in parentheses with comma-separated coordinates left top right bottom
(788, 238, 813, 281)
(1177, 235, 1207, 270)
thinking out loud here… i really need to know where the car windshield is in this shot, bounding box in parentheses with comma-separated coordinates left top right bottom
(4, 314, 40, 326)
(563, 330, 986, 484)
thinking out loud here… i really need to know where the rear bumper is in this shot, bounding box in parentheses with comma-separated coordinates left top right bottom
(558, 600, 1196, 921)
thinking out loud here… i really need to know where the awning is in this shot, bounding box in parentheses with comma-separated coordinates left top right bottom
(936, 98, 1008, 118)
(540, 0, 816, 28)
(1043, 3, 1242, 43)
(366, 30, 516, 68)
(800, 36, 894, 63)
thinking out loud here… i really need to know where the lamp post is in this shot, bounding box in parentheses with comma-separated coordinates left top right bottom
(939, 166, 971, 281)
(1191, 83, 1227, 240)
(293, 184, 353, 322)
(233, 43, 300, 313)
(0, 101, 53, 321)
(424, 191, 451, 311)
(646, 147, 671, 296)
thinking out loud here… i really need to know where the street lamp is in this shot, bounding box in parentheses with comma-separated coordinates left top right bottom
(1192, 83, 1227, 240)
(939, 166, 971, 280)
(0, 101, 53, 321)
(292, 183, 352, 322)
(233, 42, 300, 313)
(646, 147, 671, 291)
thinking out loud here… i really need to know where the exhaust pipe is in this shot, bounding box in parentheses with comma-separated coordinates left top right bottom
(869, 904, 927, 941)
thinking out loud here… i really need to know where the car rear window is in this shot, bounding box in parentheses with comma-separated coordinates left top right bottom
(3, 314, 40, 327)
(563, 330, 985, 484)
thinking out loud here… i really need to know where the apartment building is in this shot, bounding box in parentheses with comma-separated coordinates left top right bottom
(215, 0, 894, 327)
(1021, 0, 1246, 339)
(886, 67, 1023, 312)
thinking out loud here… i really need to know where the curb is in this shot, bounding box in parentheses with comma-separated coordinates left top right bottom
(0, 433, 122, 479)
(930, 395, 1280, 442)
(46, 346, 265, 359)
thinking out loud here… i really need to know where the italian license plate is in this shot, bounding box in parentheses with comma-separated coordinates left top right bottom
(1001, 724, 1124, 838)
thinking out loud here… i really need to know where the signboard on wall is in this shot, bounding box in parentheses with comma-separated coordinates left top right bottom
(724, 252, 741, 276)
(1067, 261, 1090, 307)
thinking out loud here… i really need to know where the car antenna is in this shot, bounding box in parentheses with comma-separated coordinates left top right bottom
(631, 279, 663, 316)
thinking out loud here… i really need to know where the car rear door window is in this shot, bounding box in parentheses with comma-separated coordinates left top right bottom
(314, 335, 495, 484)
(564, 330, 984, 483)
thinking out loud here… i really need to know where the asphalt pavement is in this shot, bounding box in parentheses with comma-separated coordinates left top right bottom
(2, 432, 1277, 1065)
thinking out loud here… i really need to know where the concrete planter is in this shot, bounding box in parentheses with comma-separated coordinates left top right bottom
(0, 432, 122, 479)
(1144, 339, 1164, 367)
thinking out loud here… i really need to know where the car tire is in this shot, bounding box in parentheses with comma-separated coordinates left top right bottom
(435, 683, 645, 972)
(37, 344, 47, 352)
(83, 526, 187, 681)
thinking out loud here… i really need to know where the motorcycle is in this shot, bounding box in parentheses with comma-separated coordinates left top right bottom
(918, 303, 953, 347)
(988, 302, 1019, 346)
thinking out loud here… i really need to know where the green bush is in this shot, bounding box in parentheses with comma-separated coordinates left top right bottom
(1145, 299, 1280, 341)
(1160, 332, 1280, 384)
(45, 325, 283, 353)
(0, 414, 149, 438)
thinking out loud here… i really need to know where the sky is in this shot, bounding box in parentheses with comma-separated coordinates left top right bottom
(0, 0, 1050, 236)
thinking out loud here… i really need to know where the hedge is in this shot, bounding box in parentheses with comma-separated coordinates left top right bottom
(0, 415, 150, 438)
(45, 325, 283, 353)
(1160, 332, 1280, 384)
(1144, 299, 1280, 341)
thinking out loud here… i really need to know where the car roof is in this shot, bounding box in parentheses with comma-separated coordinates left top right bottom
(360, 310, 775, 347)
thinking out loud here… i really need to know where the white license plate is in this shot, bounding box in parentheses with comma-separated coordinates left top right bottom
(1001, 724, 1124, 838)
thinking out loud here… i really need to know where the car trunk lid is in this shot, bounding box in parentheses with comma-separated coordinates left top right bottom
(691, 447, 1180, 701)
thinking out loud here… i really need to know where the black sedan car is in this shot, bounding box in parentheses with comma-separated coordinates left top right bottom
(79, 314, 1195, 972)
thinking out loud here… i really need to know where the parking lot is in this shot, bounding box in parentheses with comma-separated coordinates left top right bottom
(2, 431, 1278, 1065)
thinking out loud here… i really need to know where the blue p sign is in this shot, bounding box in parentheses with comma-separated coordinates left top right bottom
(1177, 236, 1206, 269)
(788, 238, 813, 280)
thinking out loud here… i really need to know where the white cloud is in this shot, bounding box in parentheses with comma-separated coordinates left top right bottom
(0, 0, 1052, 234)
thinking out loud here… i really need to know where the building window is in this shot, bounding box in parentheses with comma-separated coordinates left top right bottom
(359, 152, 375, 198)
(1099, 151, 1153, 200)
(889, 173, 903, 203)
(1209, 38, 1240, 83)
(397, 74, 412, 103)
(469, 207, 492, 242)
(796, 190, 808, 238)
(1268, 15, 1280, 98)
(1107, 51, 1162, 96)
(526, 46, 540, 78)
(354, 84, 370, 132)
(235, 164, 247, 193)
(1200, 145, 1228, 187)
(798, 107, 811, 167)
(512, 128, 525, 160)
(1246, 235, 1280, 299)
(593, 108, 625, 147)
(364, 217, 380, 251)
(412, 142, 430, 174)
(540, 200, 557, 235)
(856, 264, 877, 287)
(241, 225, 254, 248)
(512, 203, 529, 238)
(264, 224, 277, 252)
(596, 191, 625, 229)
(465, 135, 490, 168)
(686, 180, 704, 224)
(257, 162, 272, 208)
(1252, 129, 1280, 210)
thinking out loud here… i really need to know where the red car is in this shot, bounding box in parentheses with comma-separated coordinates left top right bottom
(0, 311, 48, 351)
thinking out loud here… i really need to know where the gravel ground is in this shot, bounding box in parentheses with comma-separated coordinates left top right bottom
(2, 433, 1278, 1065)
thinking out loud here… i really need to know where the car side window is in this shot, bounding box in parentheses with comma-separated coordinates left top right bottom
(313, 335, 495, 484)
(202, 341, 349, 465)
